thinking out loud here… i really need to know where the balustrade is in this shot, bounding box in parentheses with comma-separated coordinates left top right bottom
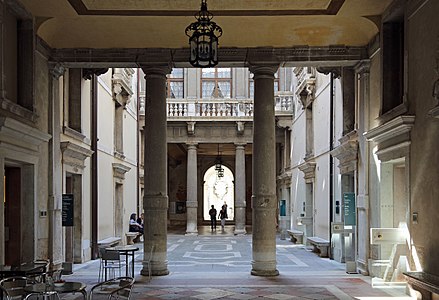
(139, 94, 294, 119)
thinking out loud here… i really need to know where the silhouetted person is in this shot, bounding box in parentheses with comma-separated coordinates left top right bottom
(209, 205, 217, 230)
(218, 207, 227, 230)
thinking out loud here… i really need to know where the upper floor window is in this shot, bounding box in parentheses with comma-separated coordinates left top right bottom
(202, 68, 231, 98)
(249, 70, 279, 98)
(167, 68, 184, 98)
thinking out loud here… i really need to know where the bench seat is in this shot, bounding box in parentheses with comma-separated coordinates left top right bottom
(307, 236, 330, 257)
(97, 237, 121, 247)
(404, 271, 439, 299)
(287, 229, 304, 244)
(126, 232, 140, 245)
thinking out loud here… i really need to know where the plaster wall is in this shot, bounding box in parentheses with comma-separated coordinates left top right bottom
(406, 0, 439, 275)
(97, 149, 116, 239)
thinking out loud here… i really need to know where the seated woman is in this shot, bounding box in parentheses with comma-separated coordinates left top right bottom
(129, 213, 144, 235)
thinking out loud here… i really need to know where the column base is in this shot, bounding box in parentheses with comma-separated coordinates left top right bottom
(141, 267, 170, 276)
(185, 231, 198, 236)
(251, 269, 279, 277)
(234, 229, 246, 235)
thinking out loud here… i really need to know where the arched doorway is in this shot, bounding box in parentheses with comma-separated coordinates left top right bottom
(203, 165, 234, 221)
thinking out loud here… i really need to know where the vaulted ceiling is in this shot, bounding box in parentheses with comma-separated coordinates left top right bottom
(19, 0, 392, 50)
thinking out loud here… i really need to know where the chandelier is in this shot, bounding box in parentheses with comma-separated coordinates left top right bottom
(214, 144, 224, 178)
(185, 0, 223, 68)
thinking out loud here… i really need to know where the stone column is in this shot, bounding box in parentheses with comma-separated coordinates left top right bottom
(186, 143, 198, 235)
(249, 64, 279, 276)
(234, 143, 246, 235)
(48, 64, 65, 268)
(141, 65, 171, 276)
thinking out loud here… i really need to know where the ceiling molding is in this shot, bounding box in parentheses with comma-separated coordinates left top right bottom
(67, 0, 345, 17)
(47, 44, 367, 68)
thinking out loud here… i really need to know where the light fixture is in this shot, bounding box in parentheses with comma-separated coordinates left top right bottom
(214, 144, 224, 178)
(185, 0, 222, 68)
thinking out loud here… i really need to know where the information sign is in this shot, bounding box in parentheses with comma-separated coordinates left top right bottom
(343, 192, 356, 226)
(62, 194, 74, 227)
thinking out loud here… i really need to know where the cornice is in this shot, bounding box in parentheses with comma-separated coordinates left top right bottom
(60, 141, 94, 169)
(364, 115, 415, 143)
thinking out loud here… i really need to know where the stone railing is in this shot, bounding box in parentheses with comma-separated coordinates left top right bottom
(139, 92, 294, 120)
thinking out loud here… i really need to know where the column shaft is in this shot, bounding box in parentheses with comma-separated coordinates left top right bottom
(250, 65, 279, 276)
(186, 144, 198, 235)
(234, 144, 246, 235)
(141, 65, 171, 276)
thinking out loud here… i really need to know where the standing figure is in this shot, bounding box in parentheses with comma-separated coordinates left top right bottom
(218, 207, 227, 230)
(209, 205, 217, 230)
(221, 201, 228, 219)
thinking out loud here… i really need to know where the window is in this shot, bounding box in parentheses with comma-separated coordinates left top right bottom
(167, 68, 184, 98)
(68, 69, 82, 132)
(249, 70, 279, 98)
(201, 68, 231, 98)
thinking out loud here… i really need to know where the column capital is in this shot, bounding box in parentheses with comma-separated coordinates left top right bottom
(49, 63, 65, 79)
(140, 64, 172, 79)
(248, 64, 279, 79)
(234, 143, 246, 149)
(355, 60, 371, 76)
(186, 143, 198, 150)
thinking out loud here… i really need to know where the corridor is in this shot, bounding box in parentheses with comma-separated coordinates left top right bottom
(65, 227, 412, 299)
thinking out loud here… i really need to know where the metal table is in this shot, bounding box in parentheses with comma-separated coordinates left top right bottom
(105, 245, 139, 278)
(24, 282, 87, 299)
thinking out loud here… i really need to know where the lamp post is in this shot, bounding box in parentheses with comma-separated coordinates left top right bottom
(185, 0, 222, 68)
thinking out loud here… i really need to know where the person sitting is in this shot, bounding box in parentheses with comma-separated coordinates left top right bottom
(129, 213, 143, 235)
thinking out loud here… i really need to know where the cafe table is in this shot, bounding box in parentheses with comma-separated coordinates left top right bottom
(24, 281, 87, 299)
(0, 263, 46, 280)
(105, 245, 139, 278)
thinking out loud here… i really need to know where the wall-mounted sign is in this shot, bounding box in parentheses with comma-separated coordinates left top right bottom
(279, 200, 286, 216)
(62, 194, 74, 227)
(343, 192, 356, 226)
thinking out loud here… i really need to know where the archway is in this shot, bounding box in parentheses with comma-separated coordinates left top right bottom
(203, 165, 234, 221)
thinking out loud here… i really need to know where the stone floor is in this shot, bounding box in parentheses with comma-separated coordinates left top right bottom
(63, 226, 414, 299)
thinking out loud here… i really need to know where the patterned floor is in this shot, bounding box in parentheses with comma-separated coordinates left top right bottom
(64, 227, 413, 300)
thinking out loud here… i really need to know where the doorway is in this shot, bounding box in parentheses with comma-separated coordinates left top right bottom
(203, 165, 234, 221)
(4, 166, 21, 266)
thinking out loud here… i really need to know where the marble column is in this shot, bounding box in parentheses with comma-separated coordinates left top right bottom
(186, 143, 198, 235)
(141, 65, 171, 276)
(234, 143, 246, 235)
(48, 63, 65, 268)
(249, 64, 279, 276)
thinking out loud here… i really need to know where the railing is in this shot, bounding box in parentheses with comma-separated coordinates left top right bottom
(139, 92, 294, 119)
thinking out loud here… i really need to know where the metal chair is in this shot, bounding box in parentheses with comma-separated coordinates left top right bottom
(0, 284, 12, 300)
(143, 245, 155, 281)
(89, 277, 134, 300)
(98, 248, 125, 283)
(0, 276, 33, 300)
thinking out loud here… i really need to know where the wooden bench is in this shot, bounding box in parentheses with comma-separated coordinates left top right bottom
(287, 229, 304, 244)
(404, 271, 439, 299)
(97, 237, 121, 247)
(126, 232, 140, 245)
(307, 236, 330, 257)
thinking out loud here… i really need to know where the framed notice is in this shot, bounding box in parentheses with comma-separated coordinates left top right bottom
(62, 194, 74, 227)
